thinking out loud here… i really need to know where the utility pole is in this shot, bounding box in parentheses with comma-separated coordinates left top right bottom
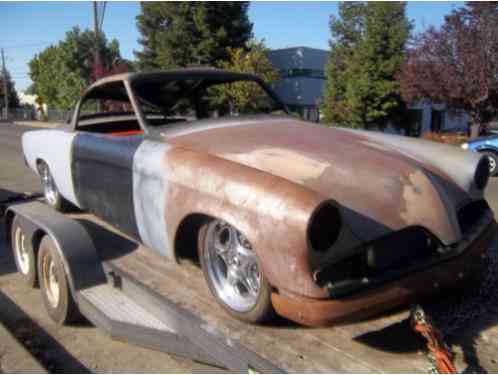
(1, 48, 8, 120)
(93, 2, 101, 81)
(93, 1, 102, 111)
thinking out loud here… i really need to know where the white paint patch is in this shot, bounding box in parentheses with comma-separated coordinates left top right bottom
(223, 147, 330, 185)
(133, 140, 172, 257)
(22, 129, 80, 206)
(339, 127, 482, 197)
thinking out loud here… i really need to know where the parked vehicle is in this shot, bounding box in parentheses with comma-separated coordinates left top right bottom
(461, 135, 498, 176)
(22, 69, 496, 326)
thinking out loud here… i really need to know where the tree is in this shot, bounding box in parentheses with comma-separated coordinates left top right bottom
(135, 2, 253, 70)
(0, 69, 20, 110)
(322, 2, 412, 129)
(398, 2, 498, 127)
(214, 40, 279, 113)
(28, 27, 123, 109)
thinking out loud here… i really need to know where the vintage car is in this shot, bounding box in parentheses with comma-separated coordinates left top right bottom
(22, 69, 496, 326)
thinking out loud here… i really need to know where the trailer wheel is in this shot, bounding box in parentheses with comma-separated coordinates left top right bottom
(37, 236, 80, 325)
(198, 219, 274, 324)
(11, 216, 37, 287)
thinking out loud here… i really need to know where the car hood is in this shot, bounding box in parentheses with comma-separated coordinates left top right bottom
(162, 116, 486, 245)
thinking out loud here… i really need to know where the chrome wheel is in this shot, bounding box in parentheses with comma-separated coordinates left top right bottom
(488, 155, 497, 174)
(203, 220, 261, 312)
(40, 163, 58, 206)
(14, 226, 30, 275)
(42, 255, 60, 309)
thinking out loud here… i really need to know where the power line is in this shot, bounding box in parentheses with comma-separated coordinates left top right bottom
(99, 2, 107, 32)
(1, 41, 54, 50)
(1, 48, 9, 119)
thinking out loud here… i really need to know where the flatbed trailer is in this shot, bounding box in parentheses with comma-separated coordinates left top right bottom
(2, 194, 498, 373)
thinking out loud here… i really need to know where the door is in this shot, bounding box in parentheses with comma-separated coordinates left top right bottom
(431, 110, 445, 133)
(72, 132, 143, 239)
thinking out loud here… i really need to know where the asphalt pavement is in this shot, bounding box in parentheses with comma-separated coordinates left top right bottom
(2, 121, 498, 372)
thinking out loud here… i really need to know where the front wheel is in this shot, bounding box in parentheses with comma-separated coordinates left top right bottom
(481, 151, 498, 176)
(37, 161, 69, 212)
(198, 219, 274, 324)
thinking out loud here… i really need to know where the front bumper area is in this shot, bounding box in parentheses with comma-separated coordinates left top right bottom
(271, 220, 498, 327)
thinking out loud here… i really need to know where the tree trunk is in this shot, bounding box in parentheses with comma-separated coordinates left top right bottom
(469, 110, 482, 139)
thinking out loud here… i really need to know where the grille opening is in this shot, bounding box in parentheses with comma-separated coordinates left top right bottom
(458, 200, 489, 234)
(314, 227, 440, 292)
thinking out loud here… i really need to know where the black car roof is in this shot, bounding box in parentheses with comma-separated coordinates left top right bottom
(83, 68, 263, 96)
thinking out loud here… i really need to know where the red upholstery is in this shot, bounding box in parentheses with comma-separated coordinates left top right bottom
(110, 130, 144, 137)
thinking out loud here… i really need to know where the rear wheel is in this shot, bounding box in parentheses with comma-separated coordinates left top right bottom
(37, 161, 70, 212)
(198, 219, 274, 323)
(481, 151, 498, 176)
(37, 236, 80, 325)
(11, 216, 37, 287)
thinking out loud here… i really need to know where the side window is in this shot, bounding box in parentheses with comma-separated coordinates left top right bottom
(80, 97, 132, 117)
(76, 81, 143, 136)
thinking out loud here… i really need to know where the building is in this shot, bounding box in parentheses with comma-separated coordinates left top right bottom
(267, 47, 328, 122)
(404, 99, 470, 136)
(268, 46, 471, 134)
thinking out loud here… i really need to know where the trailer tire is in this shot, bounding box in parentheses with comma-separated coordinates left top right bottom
(11, 216, 37, 287)
(37, 236, 80, 325)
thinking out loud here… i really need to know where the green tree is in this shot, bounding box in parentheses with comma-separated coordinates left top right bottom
(215, 41, 279, 113)
(28, 27, 122, 109)
(322, 2, 412, 129)
(0, 69, 20, 110)
(135, 2, 253, 70)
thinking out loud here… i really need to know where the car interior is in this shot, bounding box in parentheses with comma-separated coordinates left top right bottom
(75, 76, 284, 137)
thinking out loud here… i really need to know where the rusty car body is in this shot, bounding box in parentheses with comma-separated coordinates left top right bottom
(21, 69, 497, 326)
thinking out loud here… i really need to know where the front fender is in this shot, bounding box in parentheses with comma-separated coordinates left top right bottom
(163, 147, 330, 298)
(474, 144, 498, 154)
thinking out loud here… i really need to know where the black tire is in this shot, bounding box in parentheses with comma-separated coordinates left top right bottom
(198, 220, 274, 324)
(481, 151, 498, 176)
(37, 161, 71, 212)
(37, 236, 80, 325)
(10, 216, 37, 287)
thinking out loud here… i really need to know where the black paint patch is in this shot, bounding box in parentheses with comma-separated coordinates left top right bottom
(72, 133, 143, 239)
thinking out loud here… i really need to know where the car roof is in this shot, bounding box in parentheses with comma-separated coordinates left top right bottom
(83, 68, 263, 96)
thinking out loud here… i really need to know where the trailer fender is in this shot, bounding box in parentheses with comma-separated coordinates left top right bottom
(6, 201, 106, 295)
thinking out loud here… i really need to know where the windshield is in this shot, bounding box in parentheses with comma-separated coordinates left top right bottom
(131, 76, 286, 127)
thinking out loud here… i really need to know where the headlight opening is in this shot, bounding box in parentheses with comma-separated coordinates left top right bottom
(308, 202, 342, 252)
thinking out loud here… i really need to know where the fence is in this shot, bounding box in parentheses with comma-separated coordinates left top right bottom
(4, 108, 73, 124)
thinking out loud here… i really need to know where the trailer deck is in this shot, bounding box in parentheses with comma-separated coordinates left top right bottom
(2, 195, 498, 373)
(73, 210, 498, 373)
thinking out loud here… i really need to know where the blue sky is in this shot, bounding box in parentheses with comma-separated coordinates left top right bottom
(0, 1, 463, 92)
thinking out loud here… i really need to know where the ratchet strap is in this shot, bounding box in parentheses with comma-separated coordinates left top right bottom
(410, 304, 457, 374)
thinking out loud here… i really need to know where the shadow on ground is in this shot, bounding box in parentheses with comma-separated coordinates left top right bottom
(0, 289, 91, 373)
